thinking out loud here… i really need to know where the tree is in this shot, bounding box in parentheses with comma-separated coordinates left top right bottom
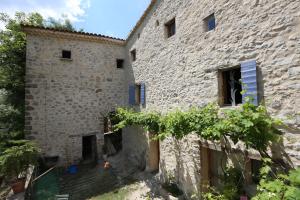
(0, 12, 76, 151)
(45, 16, 76, 31)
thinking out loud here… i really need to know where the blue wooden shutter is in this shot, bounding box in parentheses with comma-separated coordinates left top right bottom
(140, 83, 145, 105)
(208, 16, 216, 31)
(129, 85, 135, 105)
(241, 60, 258, 106)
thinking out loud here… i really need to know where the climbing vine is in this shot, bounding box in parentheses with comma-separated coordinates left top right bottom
(114, 97, 282, 154)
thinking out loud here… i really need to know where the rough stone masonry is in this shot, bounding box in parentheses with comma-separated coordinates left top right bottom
(24, 0, 300, 198)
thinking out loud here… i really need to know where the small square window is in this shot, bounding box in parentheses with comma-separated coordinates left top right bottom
(218, 67, 242, 106)
(62, 50, 71, 59)
(131, 49, 136, 62)
(156, 20, 160, 27)
(116, 59, 124, 69)
(204, 13, 216, 31)
(165, 18, 176, 38)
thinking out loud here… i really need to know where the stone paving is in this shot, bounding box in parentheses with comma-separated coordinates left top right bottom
(59, 162, 122, 200)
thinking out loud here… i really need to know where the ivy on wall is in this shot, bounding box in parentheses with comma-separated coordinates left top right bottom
(113, 98, 297, 199)
(114, 97, 282, 155)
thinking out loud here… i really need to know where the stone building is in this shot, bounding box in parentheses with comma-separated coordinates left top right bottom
(23, 0, 300, 198)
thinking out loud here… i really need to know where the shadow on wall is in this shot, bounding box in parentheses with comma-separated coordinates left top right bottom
(159, 136, 201, 199)
(122, 126, 148, 171)
(270, 134, 295, 170)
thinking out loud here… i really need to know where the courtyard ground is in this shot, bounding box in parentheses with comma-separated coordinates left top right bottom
(31, 155, 184, 200)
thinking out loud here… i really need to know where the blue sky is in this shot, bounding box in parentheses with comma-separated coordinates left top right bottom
(0, 0, 151, 39)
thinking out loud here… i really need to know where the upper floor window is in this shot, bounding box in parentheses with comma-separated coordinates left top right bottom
(204, 13, 216, 31)
(219, 60, 259, 107)
(116, 59, 124, 69)
(218, 67, 242, 106)
(165, 18, 176, 38)
(62, 50, 71, 59)
(131, 49, 136, 62)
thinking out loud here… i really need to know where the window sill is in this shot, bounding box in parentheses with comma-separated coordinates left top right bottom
(60, 58, 73, 61)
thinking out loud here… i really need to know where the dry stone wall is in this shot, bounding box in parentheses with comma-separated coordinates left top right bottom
(25, 35, 126, 165)
(125, 0, 300, 197)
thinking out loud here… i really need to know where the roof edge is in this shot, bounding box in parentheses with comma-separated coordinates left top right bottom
(21, 24, 125, 45)
(22, 0, 158, 45)
(126, 0, 157, 42)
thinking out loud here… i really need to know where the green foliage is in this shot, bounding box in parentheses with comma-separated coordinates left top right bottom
(201, 167, 244, 200)
(252, 160, 300, 200)
(114, 101, 281, 154)
(202, 187, 227, 200)
(222, 167, 244, 200)
(0, 12, 45, 152)
(207, 99, 281, 152)
(0, 142, 39, 180)
(45, 16, 76, 31)
(114, 108, 161, 134)
(0, 12, 77, 153)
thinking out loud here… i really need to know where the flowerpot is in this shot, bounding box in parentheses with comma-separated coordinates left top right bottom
(11, 178, 26, 194)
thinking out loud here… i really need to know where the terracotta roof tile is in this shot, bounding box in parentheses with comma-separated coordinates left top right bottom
(22, 0, 157, 43)
(21, 24, 125, 42)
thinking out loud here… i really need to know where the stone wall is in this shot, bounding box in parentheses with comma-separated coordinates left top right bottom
(125, 0, 300, 197)
(24, 0, 300, 198)
(25, 34, 126, 165)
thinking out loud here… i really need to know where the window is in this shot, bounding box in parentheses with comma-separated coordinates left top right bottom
(165, 18, 176, 38)
(135, 84, 141, 104)
(129, 83, 145, 105)
(201, 147, 227, 190)
(62, 50, 71, 59)
(251, 159, 262, 184)
(156, 20, 160, 27)
(218, 67, 242, 106)
(131, 49, 136, 62)
(204, 13, 216, 31)
(116, 59, 124, 69)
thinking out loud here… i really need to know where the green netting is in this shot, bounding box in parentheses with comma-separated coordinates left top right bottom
(32, 169, 60, 200)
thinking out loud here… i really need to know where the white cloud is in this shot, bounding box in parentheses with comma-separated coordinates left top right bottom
(0, 0, 91, 24)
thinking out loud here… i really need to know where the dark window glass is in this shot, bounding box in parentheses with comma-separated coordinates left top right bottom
(135, 84, 141, 104)
(219, 67, 242, 106)
(117, 59, 124, 68)
(165, 18, 176, 38)
(62, 50, 71, 59)
(131, 49, 136, 62)
(251, 159, 262, 184)
(204, 14, 216, 31)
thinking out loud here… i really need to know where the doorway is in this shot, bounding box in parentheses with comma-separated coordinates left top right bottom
(147, 133, 160, 172)
(82, 135, 97, 162)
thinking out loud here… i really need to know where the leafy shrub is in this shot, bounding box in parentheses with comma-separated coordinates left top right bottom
(114, 101, 281, 154)
(252, 159, 300, 200)
(0, 142, 39, 181)
(201, 167, 244, 200)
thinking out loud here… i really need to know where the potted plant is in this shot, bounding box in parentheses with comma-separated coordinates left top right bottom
(0, 142, 39, 194)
